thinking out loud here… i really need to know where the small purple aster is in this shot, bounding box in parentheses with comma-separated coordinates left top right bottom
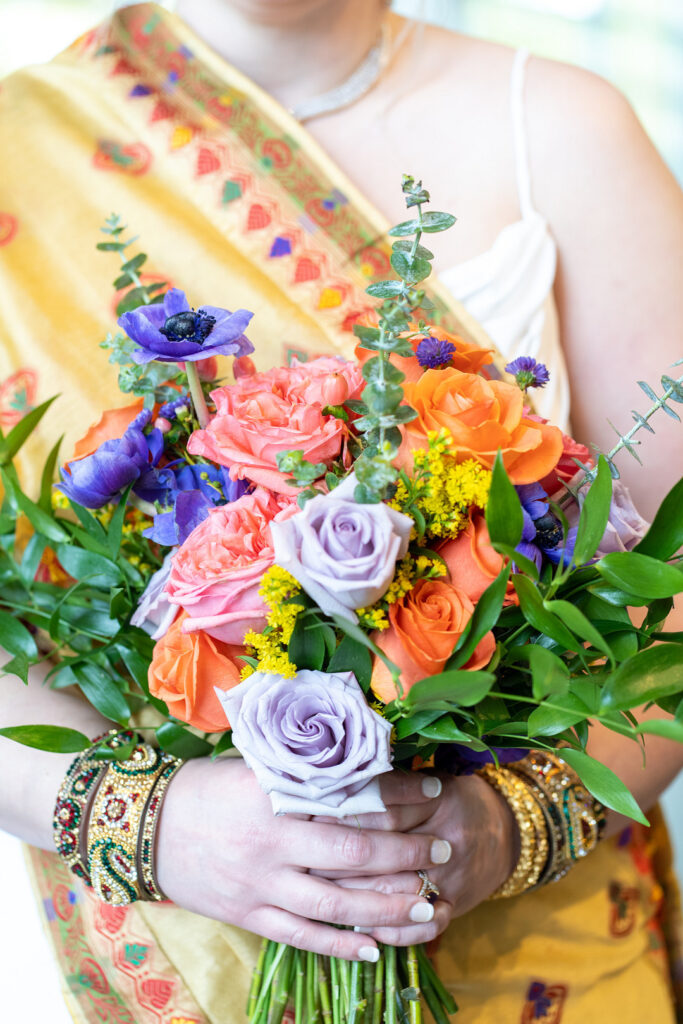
(505, 356, 550, 391)
(415, 336, 456, 369)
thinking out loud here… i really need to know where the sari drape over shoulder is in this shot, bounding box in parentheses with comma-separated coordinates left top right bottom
(1, 5, 680, 1022)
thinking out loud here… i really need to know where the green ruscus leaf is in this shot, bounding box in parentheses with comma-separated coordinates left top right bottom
(0, 724, 91, 753)
(485, 451, 523, 549)
(559, 748, 648, 825)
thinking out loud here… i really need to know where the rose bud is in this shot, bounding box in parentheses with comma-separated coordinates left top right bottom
(321, 372, 349, 407)
(233, 355, 257, 379)
(154, 416, 173, 434)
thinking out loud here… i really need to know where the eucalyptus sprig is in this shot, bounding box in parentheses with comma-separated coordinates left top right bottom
(97, 214, 167, 316)
(350, 175, 456, 503)
(276, 177, 457, 504)
(573, 362, 683, 484)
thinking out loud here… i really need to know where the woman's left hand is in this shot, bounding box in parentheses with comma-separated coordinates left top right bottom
(313, 771, 518, 947)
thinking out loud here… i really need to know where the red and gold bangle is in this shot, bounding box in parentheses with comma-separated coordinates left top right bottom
(52, 730, 134, 886)
(87, 740, 175, 905)
(138, 756, 184, 901)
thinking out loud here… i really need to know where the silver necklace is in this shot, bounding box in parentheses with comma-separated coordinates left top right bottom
(290, 20, 413, 123)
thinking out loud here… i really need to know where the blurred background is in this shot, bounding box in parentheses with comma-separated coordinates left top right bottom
(0, 0, 681, 1018)
(0, 0, 682, 181)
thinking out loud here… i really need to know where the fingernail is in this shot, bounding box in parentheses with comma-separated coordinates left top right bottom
(358, 946, 380, 963)
(431, 839, 452, 864)
(410, 902, 435, 923)
(422, 777, 442, 799)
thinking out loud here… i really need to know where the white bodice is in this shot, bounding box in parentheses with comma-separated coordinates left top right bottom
(438, 51, 571, 434)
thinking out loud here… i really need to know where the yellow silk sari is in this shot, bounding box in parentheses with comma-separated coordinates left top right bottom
(1, 5, 680, 1022)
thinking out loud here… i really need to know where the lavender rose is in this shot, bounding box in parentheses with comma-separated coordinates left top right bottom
(214, 669, 393, 816)
(562, 473, 649, 558)
(130, 552, 178, 640)
(270, 474, 413, 623)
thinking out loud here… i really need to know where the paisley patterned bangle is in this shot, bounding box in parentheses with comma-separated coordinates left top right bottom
(87, 740, 176, 906)
(52, 730, 134, 886)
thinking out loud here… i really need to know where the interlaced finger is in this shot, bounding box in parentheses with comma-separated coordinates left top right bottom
(271, 870, 437, 929)
(284, 819, 452, 876)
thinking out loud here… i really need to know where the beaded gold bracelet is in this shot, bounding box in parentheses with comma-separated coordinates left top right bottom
(477, 764, 549, 899)
(511, 751, 606, 884)
(53, 730, 134, 885)
(138, 755, 184, 901)
(87, 740, 175, 905)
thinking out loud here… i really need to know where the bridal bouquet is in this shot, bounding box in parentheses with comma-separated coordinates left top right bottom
(1, 177, 682, 1022)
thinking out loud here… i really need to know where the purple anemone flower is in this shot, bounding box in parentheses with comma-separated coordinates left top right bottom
(118, 288, 255, 365)
(57, 411, 171, 509)
(505, 356, 550, 391)
(415, 336, 457, 369)
(515, 482, 577, 569)
(143, 462, 248, 547)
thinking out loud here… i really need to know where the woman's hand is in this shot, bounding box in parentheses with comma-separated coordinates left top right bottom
(315, 771, 518, 947)
(154, 758, 451, 960)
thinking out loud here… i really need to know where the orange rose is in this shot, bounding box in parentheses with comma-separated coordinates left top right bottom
(438, 511, 517, 606)
(398, 368, 562, 484)
(71, 400, 144, 460)
(148, 614, 244, 732)
(370, 578, 495, 703)
(354, 317, 494, 384)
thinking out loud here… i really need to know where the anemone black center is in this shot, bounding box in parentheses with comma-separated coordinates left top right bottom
(160, 310, 216, 345)
(534, 513, 563, 550)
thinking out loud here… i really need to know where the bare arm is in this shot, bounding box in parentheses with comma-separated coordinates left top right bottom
(0, 659, 108, 849)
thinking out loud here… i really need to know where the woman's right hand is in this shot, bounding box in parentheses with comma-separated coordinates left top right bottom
(155, 758, 451, 961)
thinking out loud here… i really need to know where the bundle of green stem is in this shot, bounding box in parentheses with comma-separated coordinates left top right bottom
(246, 939, 457, 1023)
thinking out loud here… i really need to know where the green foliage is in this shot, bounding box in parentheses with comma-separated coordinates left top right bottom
(559, 748, 649, 825)
(327, 634, 372, 691)
(156, 721, 213, 759)
(485, 453, 523, 549)
(0, 725, 91, 753)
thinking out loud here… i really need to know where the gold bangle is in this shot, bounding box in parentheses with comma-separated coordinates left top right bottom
(52, 730, 133, 885)
(512, 751, 605, 877)
(87, 740, 175, 905)
(138, 756, 184, 901)
(477, 764, 549, 899)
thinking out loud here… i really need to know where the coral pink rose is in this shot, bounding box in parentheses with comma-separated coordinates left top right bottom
(188, 356, 364, 494)
(166, 488, 297, 644)
(438, 511, 518, 606)
(370, 579, 495, 703)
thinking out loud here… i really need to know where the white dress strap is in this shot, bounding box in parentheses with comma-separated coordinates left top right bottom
(510, 48, 535, 220)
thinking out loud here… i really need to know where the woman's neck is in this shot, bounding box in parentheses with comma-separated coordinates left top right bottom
(174, 0, 387, 111)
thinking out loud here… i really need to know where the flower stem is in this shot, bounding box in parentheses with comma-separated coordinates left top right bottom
(371, 952, 384, 1024)
(294, 951, 304, 1024)
(318, 957, 333, 1024)
(185, 360, 210, 429)
(267, 945, 295, 1024)
(330, 956, 341, 1024)
(247, 938, 269, 1017)
(251, 942, 286, 1022)
(406, 946, 422, 1024)
(385, 945, 398, 1024)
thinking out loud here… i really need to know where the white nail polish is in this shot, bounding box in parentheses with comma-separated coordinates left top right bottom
(358, 946, 380, 963)
(421, 777, 442, 799)
(431, 839, 452, 864)
(410, 902, 435, 923)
